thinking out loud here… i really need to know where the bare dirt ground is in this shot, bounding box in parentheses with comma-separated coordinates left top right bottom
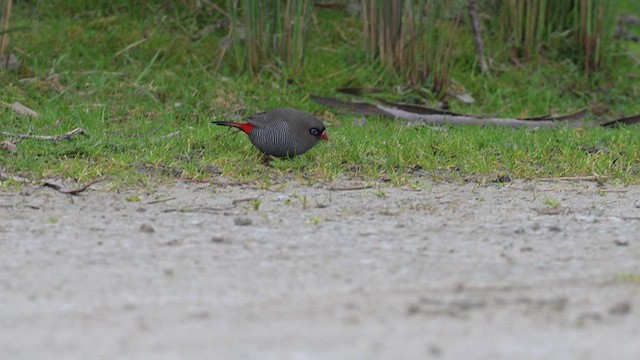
(1, 179, 639, 360)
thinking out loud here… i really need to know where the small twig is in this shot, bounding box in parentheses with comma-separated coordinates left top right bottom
(39, 117, 64, 132)
(533, 176, 611, 182)
(114, 38, 148, 57)
(151, 131, 181, 141)
(43, 178, 104, 195)
(146, 196, 176, 204)
(0, 127, 88, 141)
(232, 196, 259, 205)
(140, 126, 163, 138)
(467, 0, 488, 74)
(163, 206, 234, 213)
(328, 184, 374, 191)
(534, 207, 569, 215)
(74, 70, 128, 77)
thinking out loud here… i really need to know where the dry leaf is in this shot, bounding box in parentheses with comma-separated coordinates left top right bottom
(450, 91, 475, 104)
(0, 54, 21, 71)
(0, 140, 17, 154)
(11, 102, 40, 118)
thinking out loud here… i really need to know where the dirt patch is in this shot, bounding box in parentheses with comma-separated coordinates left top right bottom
(1, 180, 639, 359)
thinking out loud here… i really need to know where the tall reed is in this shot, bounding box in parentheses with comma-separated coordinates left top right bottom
(575, 0, 616, 74)
(361, 0, 463, 98)
(228, 0, 310, 75)
(495, 0, 616, 74)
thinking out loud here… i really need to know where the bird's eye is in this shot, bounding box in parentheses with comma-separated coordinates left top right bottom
(309, 128, 320, 136)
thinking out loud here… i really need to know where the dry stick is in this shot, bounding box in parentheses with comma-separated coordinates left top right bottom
(232, 197, 260, 205)
(0, 0, 12, 56)
(328, 184, 374, 191)
(377, 105, 557, 128)
(43, 178, 104, 195)
(146, 197, 177, 205)
(533, 176, 610, 182)
(163, 206, 234, 213)
(311, 96, 558, 128)
(621, 216, 640, 221)
(114, 38, 148, 57)
(467, 0, 488, 74)
(0, 127, 88, 141)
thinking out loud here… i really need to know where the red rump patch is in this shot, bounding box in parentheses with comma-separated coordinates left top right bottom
(223, 122, 255, 134)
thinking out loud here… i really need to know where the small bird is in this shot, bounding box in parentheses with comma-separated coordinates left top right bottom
(213, 108, 329, 158)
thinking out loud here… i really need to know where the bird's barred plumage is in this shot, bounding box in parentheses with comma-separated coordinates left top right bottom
(214, 108, 328, 158)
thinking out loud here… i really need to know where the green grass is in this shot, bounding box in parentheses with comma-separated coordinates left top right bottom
(1, 1, 640, 187)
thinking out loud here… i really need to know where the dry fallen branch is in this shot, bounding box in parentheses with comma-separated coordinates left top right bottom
(376, 98, 462, 116)
(311, 95, 558, 128)
(379, 107, 557, 128)
(0, 127, 88, 141)
(519, 109, 588, 122)
(601, 114, 640, 128)
(311, 95, 618, 129)
(316, 94, 640, 129)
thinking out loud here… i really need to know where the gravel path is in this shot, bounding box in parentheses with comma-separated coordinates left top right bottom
(1, 180, 639, 359)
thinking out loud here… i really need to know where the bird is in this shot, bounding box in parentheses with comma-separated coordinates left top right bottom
(213, 108, 329, 158)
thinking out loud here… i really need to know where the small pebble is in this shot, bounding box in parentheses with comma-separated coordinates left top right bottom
(211, 236, 225, 243)
(609, 302, 632, 315)
(234, 217, 252, 226)
(548, 225, 562, 232)
(406, 303, 421, 316)
(614, 239, 629, 246)
(140, 223, 154, 233)
(163, 239, 182, 246)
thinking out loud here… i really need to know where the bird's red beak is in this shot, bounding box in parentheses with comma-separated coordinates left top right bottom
(320, 130, 329, 141)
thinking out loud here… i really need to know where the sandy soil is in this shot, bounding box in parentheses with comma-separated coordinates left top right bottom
(1, 179, 639, 360)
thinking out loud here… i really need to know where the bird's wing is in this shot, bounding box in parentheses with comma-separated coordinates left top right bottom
(245, 112, 274, 127)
